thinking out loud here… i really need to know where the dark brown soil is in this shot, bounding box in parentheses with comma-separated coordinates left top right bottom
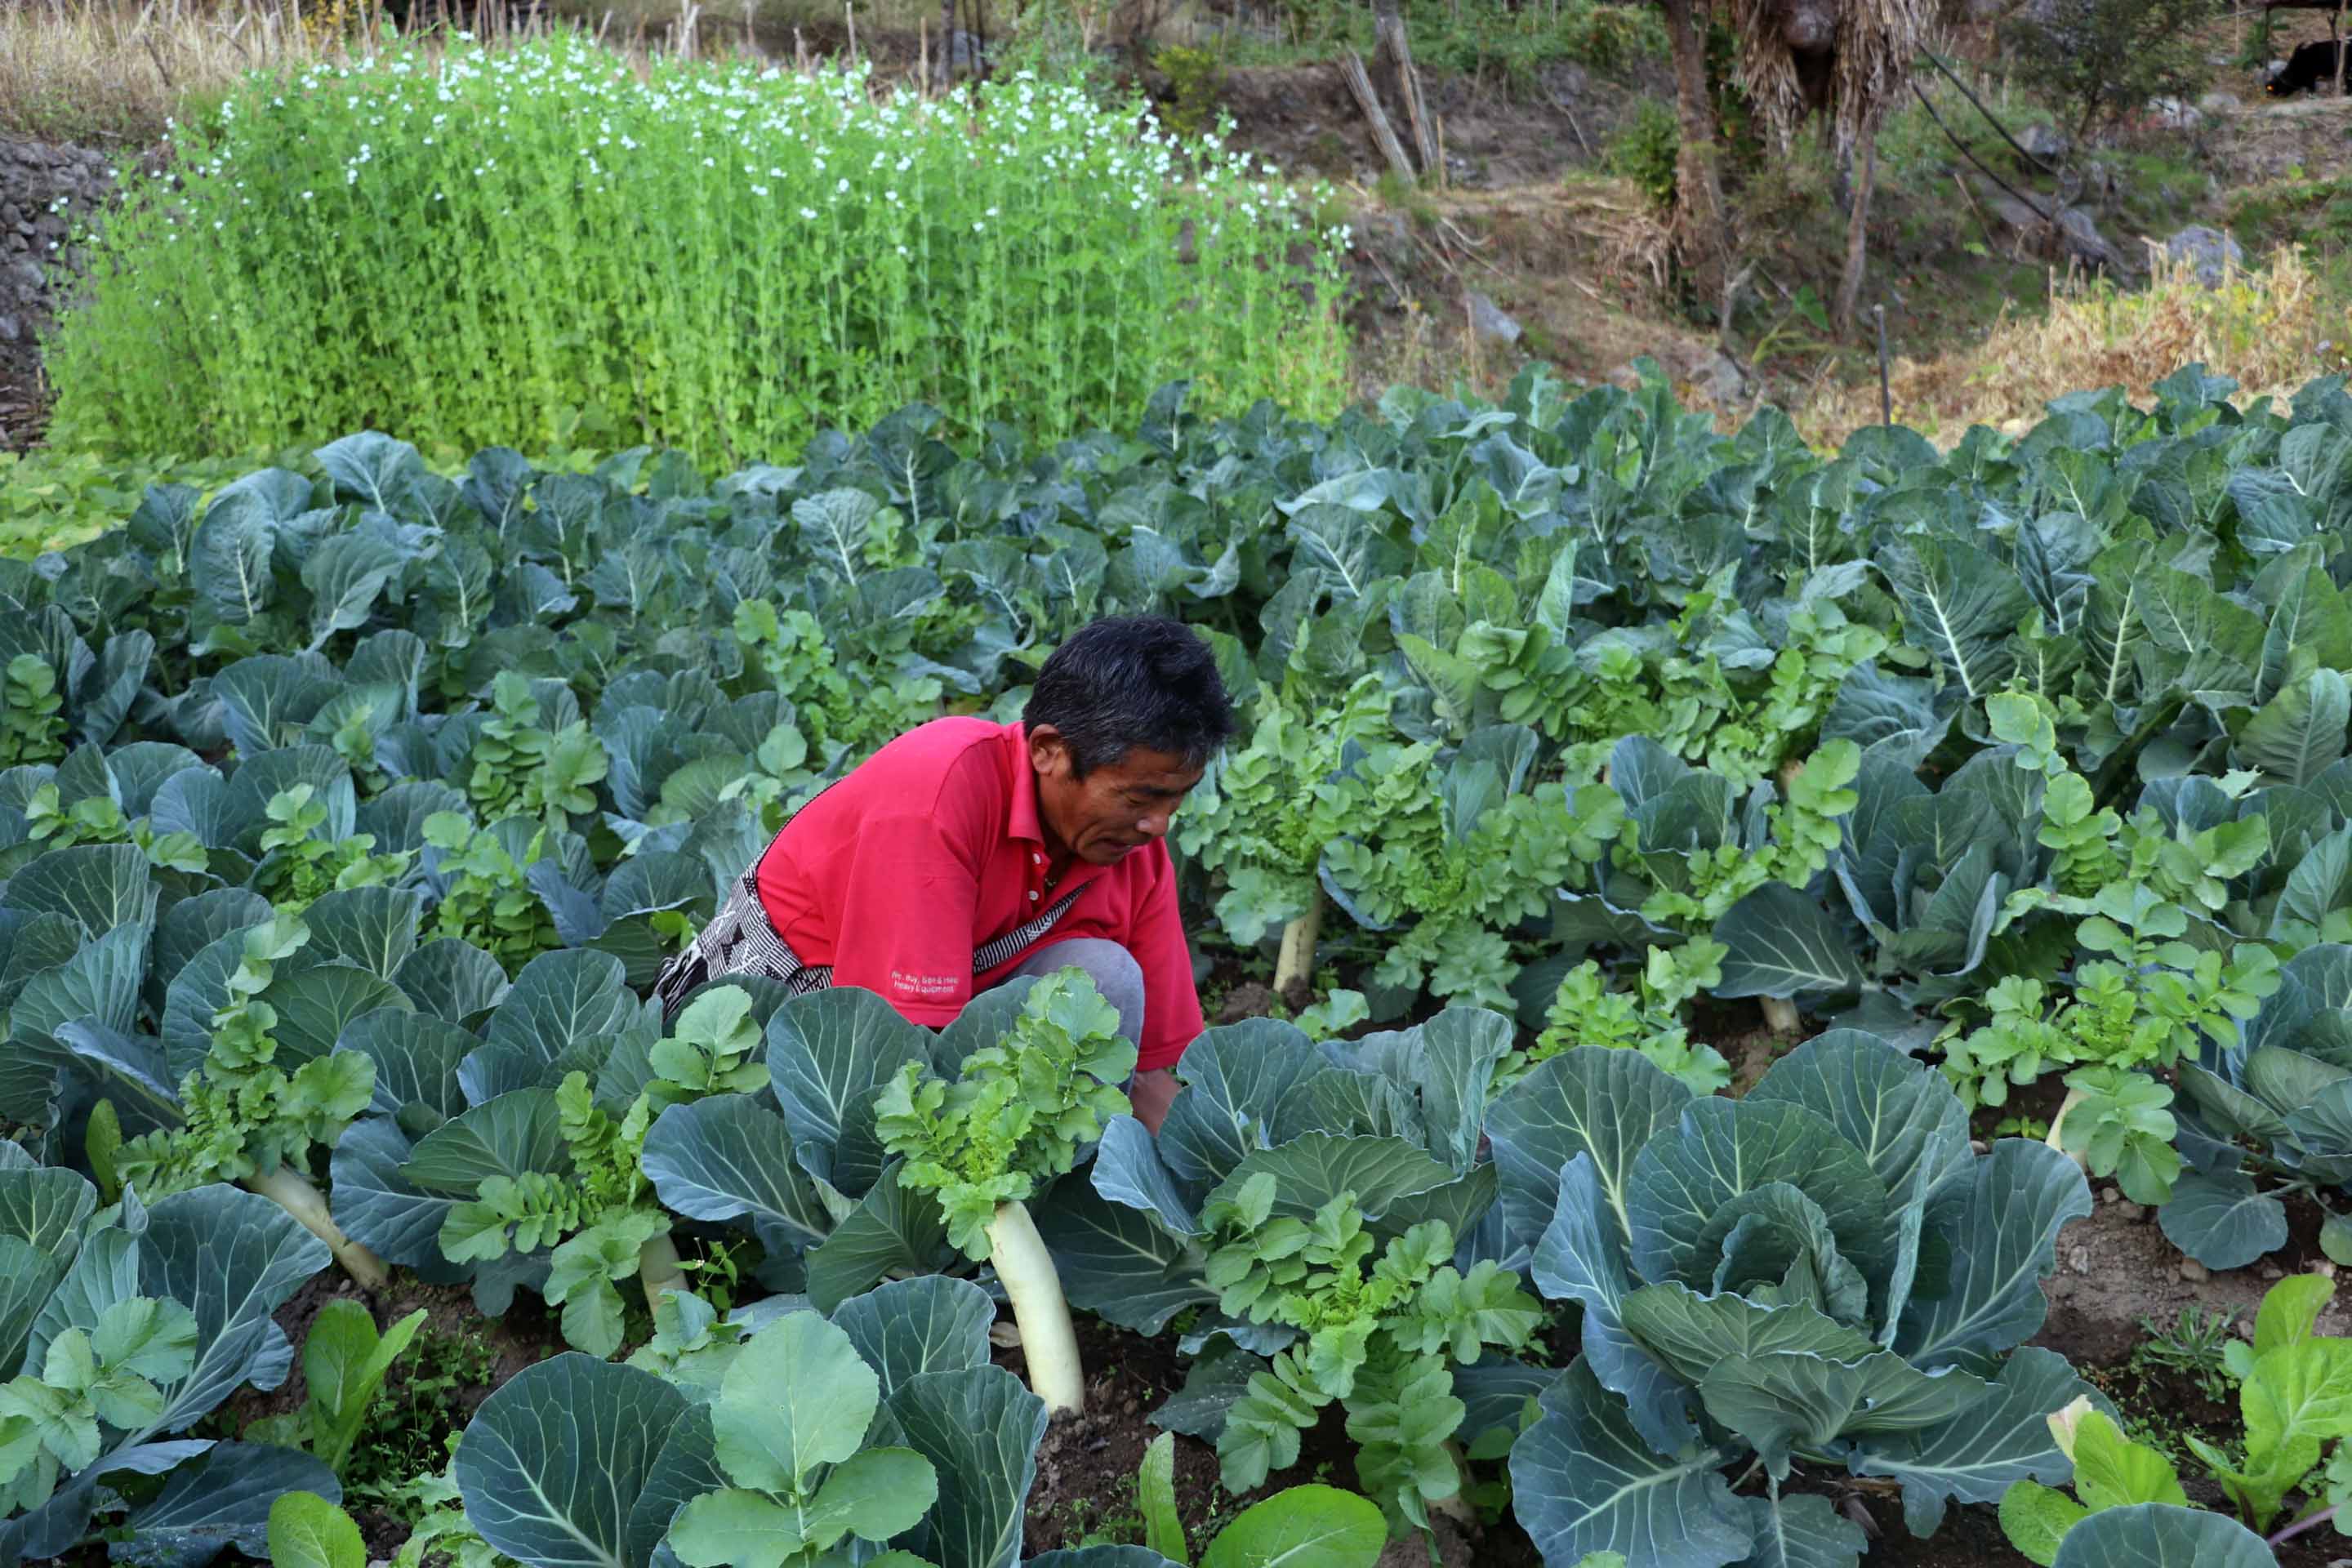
(212, 1263, 568, 1561)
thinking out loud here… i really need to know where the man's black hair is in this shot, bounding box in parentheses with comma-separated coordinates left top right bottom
(1023, 616, 1233, 776)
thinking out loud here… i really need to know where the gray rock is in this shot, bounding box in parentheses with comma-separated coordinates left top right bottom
(2056, 205, 2127, 274)
(1704, 350, 1748, 405)
(2165, 224, 2244, 287)
(1466, 291, 1522, 346)
(2149, 96, 2202, 129)
(2200, 91, 2243, 113)
(2016, 122, 2069, 162)
(0, 314, 16, 343)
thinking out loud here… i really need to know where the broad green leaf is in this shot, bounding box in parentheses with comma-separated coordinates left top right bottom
(121, 1441, 340, 1566)
(1486, 1047, 1690, 1253)
(267, 1490, 366, 1568)
(2253, 1274, 2336, 1359)
(1620, 1285, 1879, 1388)
(1626, 1099, 1890, 1294)
(1695, 1352, 1989, 1477)
(1201, 1134, 1457, 1227)
(1735, 1487, 1869, 1568)
(1748, 1031, 1971, 1206)
(485, 950, 637, 1070)
(1711, 886, 1864, 1000)
(2047, 1503, 2275, 1568)
(2155, 1168, 2287, 1272)
(1032, 1180, 1215, 1337)
(1508, 1363, 1752, 1568)
(457, 1353, 688, 1568)
(1157, 1020, 1327, 1193)
(2237, 666, 2350, 786)
(666, 1489, 803, 1568)
(641, 1095, 832, 1253)
(1531, 1155, 1695, 1455)
(1998, 1481, 2087, 1568)
(1851, 1348, 2094, 1537)
(885, 1365, 1047, 1568)
(765, 988, 934, 1189)
(828, 1276, 996, 1398)
(1895, 1142, 2091, 1370)
(799, 1446, 938, 1550)
(624, 1405, 724, 1568)
(1138, 1432, 1188, 1565)
(1199, 1483, 1387, 1568)
(711, 1312, 879, 1490)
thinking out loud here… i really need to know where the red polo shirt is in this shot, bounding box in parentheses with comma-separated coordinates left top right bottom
(753, 717, 1202, 1071)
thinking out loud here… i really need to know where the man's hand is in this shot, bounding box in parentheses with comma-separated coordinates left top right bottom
(1128, 1067, 1178, 1134)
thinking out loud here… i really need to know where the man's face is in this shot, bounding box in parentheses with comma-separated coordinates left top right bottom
(1029, 728, 1204, 866)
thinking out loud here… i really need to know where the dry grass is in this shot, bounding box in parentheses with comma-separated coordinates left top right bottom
(0, 0, 764, 146)
(0, 0, 350, 144)
(1775, 244, 2352, 448)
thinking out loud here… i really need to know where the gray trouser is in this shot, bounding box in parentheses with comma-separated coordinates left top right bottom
(991, 938, 1146, 1052)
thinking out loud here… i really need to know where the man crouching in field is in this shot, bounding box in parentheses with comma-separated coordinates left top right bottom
(653, 616, 1231, 1134)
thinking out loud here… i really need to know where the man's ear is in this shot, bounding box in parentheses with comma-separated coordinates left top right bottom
(1028, 724, 1071, 780)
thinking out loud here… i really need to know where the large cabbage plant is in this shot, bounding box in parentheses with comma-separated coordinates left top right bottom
(0, 1164, 340, 1565)
(455, 1275, 1047, 1568)
(1488, 1031, 2100, 1568)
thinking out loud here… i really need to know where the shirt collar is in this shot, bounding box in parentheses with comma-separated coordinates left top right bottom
(1004, 722, 1046, 846)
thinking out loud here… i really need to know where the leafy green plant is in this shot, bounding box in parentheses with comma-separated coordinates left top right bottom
(1154, 46, 1227, 140)
(254, 784, 412, 912)
(1204, 1177, 1542, 1530)
(647, 985, 768, 1107)
(1, 654, 66, 766)
(467, 671, 609, 832)
(422, 812, 560, 973)
(1111, 1430, 1385, 1568)
(439, 1072, 679, 1356)
(2000, 1401, 2192, 1563)
(1177, 678, 1400, 998)
(877, 969, 1136, 1414)
(1605, 97, 1679, 211)
(0, 1298, 198, 1515)
(1517, 938, 1730, 1093)
(244, 1301, 428, 1479)
(2007, 1276, 2352, 1554)
(1494, 1031, 2102, 1565)
(23, 780, 210, 871)
(2047, 1066, 2180, 1205)
(113, 911, 387, 1286)
(665, 1312, 939, 1568)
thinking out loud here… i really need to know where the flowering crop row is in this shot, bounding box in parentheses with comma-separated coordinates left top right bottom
(44, 35, 1352, 465)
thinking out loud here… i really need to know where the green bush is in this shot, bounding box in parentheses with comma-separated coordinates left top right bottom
(1606, 96, 1679, 210)
(42, 36, 1350, 467)
(2001, 0, 2207, 139)
(1155, 43, 1226, 139)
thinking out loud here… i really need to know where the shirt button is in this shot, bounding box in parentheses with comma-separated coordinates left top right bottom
(1033, 853, 1044, 865)
(1028, 890, 1040, 901)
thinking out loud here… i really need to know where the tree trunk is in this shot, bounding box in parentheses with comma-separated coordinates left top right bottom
(1833, 131, 1878, 338)
(1658, 0, 1729, 301)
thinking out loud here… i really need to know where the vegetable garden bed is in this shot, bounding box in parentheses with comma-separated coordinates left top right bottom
(9, 363, 2352, 1568)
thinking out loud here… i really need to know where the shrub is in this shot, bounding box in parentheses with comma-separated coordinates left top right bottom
(1606, 96, 1680, 210)
(42, 35, 1350, 466)
(2001, 0, 2209, 139)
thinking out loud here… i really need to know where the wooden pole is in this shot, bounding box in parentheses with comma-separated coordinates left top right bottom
(1342, 48, 1419, 183)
